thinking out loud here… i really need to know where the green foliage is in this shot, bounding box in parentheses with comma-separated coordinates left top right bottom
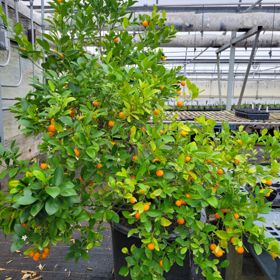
(0, 0, 279, 279)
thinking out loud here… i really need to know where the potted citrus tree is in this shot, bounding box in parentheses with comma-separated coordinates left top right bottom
(0, 1, 280, 279)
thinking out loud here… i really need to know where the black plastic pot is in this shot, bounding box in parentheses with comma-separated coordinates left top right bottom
(235, 109, 270, 120)
(111, 223, 193, 280)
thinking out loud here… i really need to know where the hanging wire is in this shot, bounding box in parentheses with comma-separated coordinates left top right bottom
(269, 4, 276, 58)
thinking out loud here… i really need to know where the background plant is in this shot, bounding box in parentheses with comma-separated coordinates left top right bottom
(0, 0, 279, 279)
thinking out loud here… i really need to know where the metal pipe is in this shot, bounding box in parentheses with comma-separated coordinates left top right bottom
(1, 0, 23, 88)
(243, 0, 263, 13)
(30, 0, 35, 79)
(216, 53, 222, 105)
(238, 30, 261, 106)
(0, 84, 4, 143)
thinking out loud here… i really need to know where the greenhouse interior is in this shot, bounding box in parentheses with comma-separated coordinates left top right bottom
(0, 0, 280, 279)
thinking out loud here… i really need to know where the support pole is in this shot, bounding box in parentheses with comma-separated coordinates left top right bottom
(226, 32, 236, 110)
(237, 30, 261, 107)
(0, 84, 4, 143)
(216, 53, 222, 105)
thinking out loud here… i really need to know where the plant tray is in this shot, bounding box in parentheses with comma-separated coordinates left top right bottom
(235, 109, 270, 120)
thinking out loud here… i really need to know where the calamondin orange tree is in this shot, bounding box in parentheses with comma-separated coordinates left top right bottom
(0, 0, 280, 279)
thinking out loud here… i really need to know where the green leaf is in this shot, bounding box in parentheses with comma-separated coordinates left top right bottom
(30, 202, 44, 217)
(215, 230, 228, 240)
(45, 186, 60, 198)
(48, 80, 55, 91)
(254, 244, 262, 255)
(207, 197, 218, 208)
(119, 266, 129, 276)
(60, 116, 73, 126)
(160, 217, 172, 227)
(33, 170, 46, 182)
(45, 199, 60, 215)
(86, 144, 99, 159)
(17, 190, 37, 205)
(150, 189, 162, 199)
(53, 166, 64, 186)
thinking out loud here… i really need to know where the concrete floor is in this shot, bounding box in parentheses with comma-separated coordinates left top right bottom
(0, 230, 267, 280)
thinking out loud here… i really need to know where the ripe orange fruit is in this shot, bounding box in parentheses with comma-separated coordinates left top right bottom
(212, 187, 217, 193)
(217, 169, 224, 175)
(113, 37, 120, 43)
(118, 112, 126, 119)
(69, 108, 76, 118)
(144, 204, 150, 212)
(210, 244, 217, 251)
(185, 193, 191, 198)
(142, 20, 149, 28)
(271, 253, 278, 260)
(265, 179, 273, 186)
(180, 130, 188, 137)
(57, 0, 62, 3)
(29, 251, 35, 257)
(40, 163, 48, 170)
(141, 127, 146, 133)
(180, 80, 186, 86)
(96, 163, 103, 169)
(131, 175, 136, 179)
(177, 218, 185, 225)
(92, 101, 100, 107)
(156, 169, 164, 177)
(130, 197, 137, 204)
(135, 212, 140, 220)
(108, 120, 115, 128)
(175, 200, 182, 207)
(147, 243, 155, 251)
(74, 147, 80, 157)
(206, 159, 213, 164)
(233, 213, 239, 219)
(234, 159, 240, 165)
(265, 190, 272, 198)
(177, 100, 184, 107)
(159, 259, 163, 267)
(185, 156, 191, 163)
(214, 213, 221, 220)
(132, 155, 137, 161)
(43, 247, 49, 255)
(33, 252, 40, 262)
(215, 249, 224, 257)
(21, 223, 28, 228)
(153, 109, 160, 116)
(41, 253, 48, 259)
(230, 237, 236, 244)
(47, 124, 56, 133)
(235, 246, 245, 254)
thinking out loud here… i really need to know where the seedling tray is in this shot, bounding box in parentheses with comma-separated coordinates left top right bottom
(235, 109, 270, 120)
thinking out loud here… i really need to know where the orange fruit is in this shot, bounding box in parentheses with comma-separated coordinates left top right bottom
(92, 101, 100, 107)
(40, 163, 48, 170)
(47, 124, 56, 133)
(41, 253, 48, 259)
(48, 132, 54, 138)
(130, 197, 137, 204)
(175, 200, 182, 207)
(113, 37, 120, 43)
(156, 169, 164, 177)
(217, 169, 224, 175)
(181, 200, 187, 205)
(159, 259, 163, 267)
(74, 147, 80, 157)
(185, 156, 191, 163)
(215, 249, 224, 257)
(212, 187, 217, 193)
(271, 253, 278, 260)
(177, 218, 185, 225)
(221, 208, 228, 214)
(234, 159, 240, 165)
(131, 175, 136, 179)
(265, 179, 273, 186)
(214, 213, 221, 220)
(177, 101, 184, 107)
(57, 0, 62, 3)
(185, 193, 191, 199)
(135, 212, 140, 220)
(147, 243, 155, 251)
(21, 223, 28, 228)
(142, 20, 149, 28)
(152, 157, 160, 163)
(132, 155, 137, 161)
(153, 109, 160, 116)
(33, 252, 40, 262)
(69, 108, 76, 118)
(230, 237, 236, 244)
(180, 130, 188, 137)
(210, 244, 217, 251)
(96, 163, 103, 169)
(206, 159, 212, 164)
(180, 80, 186, 86)
(118, 112, 126, 119)
(141, 127, 146, 133)
(144, 204, 150, 212)
(235, 246, 245, 255)
(29, 251, 35, 257)
(233, 213, 239, 219)
(108, 120, 115, 128)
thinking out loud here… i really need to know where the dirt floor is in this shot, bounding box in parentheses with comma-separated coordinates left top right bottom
(0, 229, 267, 280)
